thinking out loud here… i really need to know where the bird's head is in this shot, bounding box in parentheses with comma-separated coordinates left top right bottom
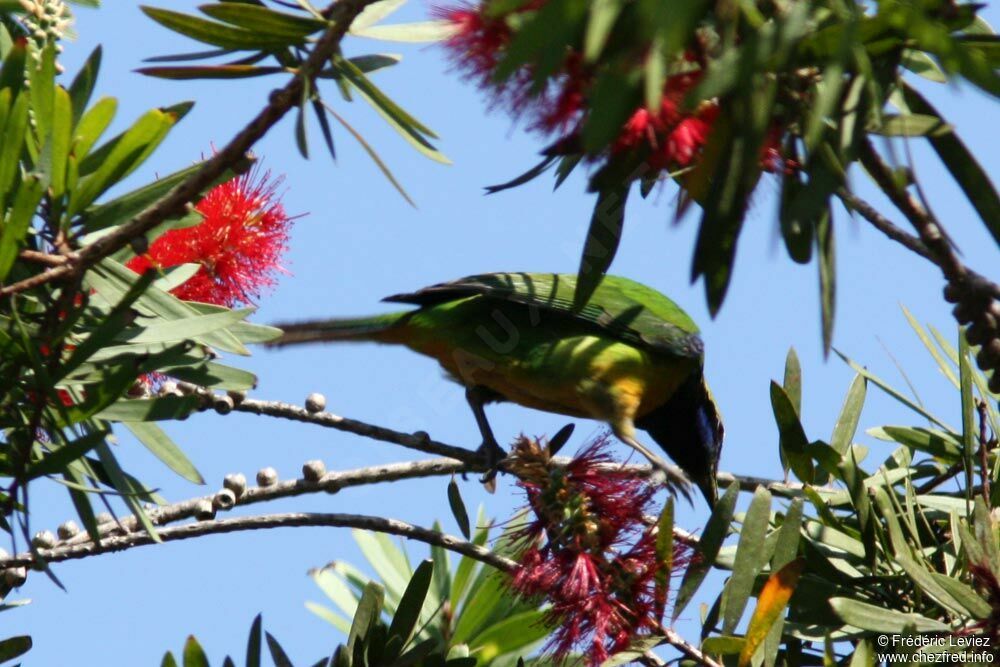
(635, 374, 724, 506)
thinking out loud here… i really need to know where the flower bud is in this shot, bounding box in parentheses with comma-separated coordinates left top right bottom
(223, 473, 248, 498)
(57, 521, 80, 540)
(227, 390, 247, 405)
(305, 392, 326, 413)
(303, 460, 326, 482)
(32, 530, 56, 549)
(257, 467, 278, 487)
(96, 512, 114, 525)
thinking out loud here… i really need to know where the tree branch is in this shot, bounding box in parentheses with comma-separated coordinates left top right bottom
(857, 139, 1000, 390)
(836, 188, 936, 263)
(0, 512, 515, 572)
(54, 457, 474, 548)
(221, 391, 807, 496)
(0, 0, 381, 297)
(660, 626, 723, 667)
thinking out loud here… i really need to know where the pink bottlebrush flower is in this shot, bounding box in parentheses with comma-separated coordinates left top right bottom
(127, 166, 294, 308)
(506, 433, 694, 666)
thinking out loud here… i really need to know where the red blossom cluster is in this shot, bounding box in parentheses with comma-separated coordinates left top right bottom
(437, 1, 721, 175)
(506, 434, 694, 666)
(127, 166, 294, 308)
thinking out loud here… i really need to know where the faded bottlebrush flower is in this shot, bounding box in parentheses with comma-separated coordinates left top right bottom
(506, 433, 694, 666)
(127, 166, 294, 308)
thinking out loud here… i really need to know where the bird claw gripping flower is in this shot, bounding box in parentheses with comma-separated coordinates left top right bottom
(506, 433, 695, 666)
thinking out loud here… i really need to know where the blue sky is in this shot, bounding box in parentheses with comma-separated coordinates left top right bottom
(11, 1, 1000, 664)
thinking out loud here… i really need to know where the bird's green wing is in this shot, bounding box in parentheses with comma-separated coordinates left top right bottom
(384, 272, 703, 358)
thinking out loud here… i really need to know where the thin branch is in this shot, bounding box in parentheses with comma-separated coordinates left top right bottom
(837, 188, 936, 262)
(55, 457, 474, 548)
(660, 626, 723, 667)
(858, 139, 1000, 301)
(18, 250, 67, 267)
(233, 395, 480, 462)
(0, 512, 515, 572)
(223, 391, 806, 496)
(0, 0, 381, 297)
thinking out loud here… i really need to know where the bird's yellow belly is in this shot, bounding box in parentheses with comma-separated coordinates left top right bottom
(417, 334, 693, 424)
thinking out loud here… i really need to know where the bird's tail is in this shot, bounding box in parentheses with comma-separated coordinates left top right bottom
(267, 312, 411, 348)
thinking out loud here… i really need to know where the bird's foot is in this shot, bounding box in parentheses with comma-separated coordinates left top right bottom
(476, 439, 507, 490)
(649, 464, 694, 504)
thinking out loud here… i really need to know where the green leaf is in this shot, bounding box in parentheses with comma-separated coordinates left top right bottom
(0, 92, 29, 203)
(348, 582, 385, 656)
(182, 636, 209, 667)
(868, 426, 961, 460)
(901, 304, 960, 388)
(960, 332, 976, 499)
(354, 530, 410, 603)
(141, 6, 301, 49)
(351, 21, 455, 43)
(0, 172, 44, 280)
(0, 635, 31, 662)
(829, 598, 949, 632)
(830, 374, 866, 455)
(673, 482, 738, 620)
(71, 108, 178, 215)
(72, 96, 117, 160)
(385, 560, 434, 661)
(96, 395, 200, 422)
(124, 422, 204, 484)
(26, 427, 110, 480)
(655, 497, 674, 597)
(324, 103, 415, 206)
(352, 0, 406, 31)
(265, 633, 295, 667)
(702, 636, 745, 657)
(161, 653, 179, 667)
(469, 610, 552, 662)
(901, 49, 947, 82)
(835, 349, 952, 430)
(333, 56, 448, 163)
(870, 113, 952, 137)
(137, 65, 285, 80)
(901, 83, 1000, 245)
(121, 309, 253, 344)
(68, 46, 102, 124)
(47, 86, 73, 199)
(199, 3, 326, 36)
(574, 183, 629, 310)
(739, 559, 804, 667)
(722, 486, 772, 634)
(246, 614, 263, 667)
(451, 520, 489, 604)
(446, 478, 472, 540)
(770, 381, 813, 482)
(163, 360, 257, 391)
(816, 204, 836, 354)
(584, 0, 623, 61)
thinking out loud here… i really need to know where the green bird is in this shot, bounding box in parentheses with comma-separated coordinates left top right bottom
(269, 272, 723, 504)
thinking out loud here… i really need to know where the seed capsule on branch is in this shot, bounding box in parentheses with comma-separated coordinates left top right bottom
(257, 467, 278, 487)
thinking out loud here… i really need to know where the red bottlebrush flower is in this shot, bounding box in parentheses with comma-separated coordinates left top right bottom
(506, 433, 695, 666)
(436, 3, 514, 87)
(127, 166, 294, 308)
